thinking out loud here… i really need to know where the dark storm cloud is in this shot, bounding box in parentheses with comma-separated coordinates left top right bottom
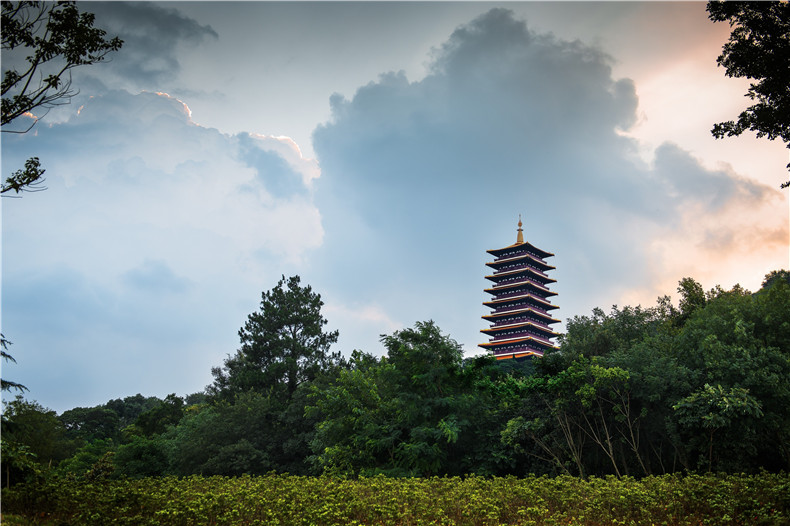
(83, 1, 218, 87)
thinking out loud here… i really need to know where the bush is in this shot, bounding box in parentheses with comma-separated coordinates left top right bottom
(2, 471, 788, 525)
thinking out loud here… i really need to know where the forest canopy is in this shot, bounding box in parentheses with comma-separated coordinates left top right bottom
(2, 271, 789, 485)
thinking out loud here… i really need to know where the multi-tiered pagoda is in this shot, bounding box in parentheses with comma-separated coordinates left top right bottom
(480, 218, 559, 360)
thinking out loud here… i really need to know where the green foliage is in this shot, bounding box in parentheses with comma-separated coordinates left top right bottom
(677, 277, 707, 325)
(2, 472, 789, 525)
(104, 393, 165, 429)
(1, 397, 78, 469)
(54, 438, 115, 479)
(115, 436, 168, 478)
(309, 322, 523, 477)
(674, 384, 764, 472)
(182, 276, 346, 476)
(1, 156, 45, 195)
(670, 280, 790, 471)
(59, 405, 121, 442)
(0, 439, 43, 488)
(18, 272, 790, 482)
(133, 394, 185, 437)
(505, 274, 790, 476)
(761, 270, 790, 290)
(166, 393, 278, 476)
(209, 275, 341, 401)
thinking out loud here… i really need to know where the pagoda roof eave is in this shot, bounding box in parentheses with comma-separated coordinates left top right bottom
(484, 282, 558, 297)
(480, 322, 559, 337)
(487, 241, 554, 259)
(494, 351, 542, 360)
(478, 336, 558, 351)
(482, 308, 561, 324)
(485, 268, 555, 284)
(485, 254, 555, 271)
(483, 294, 560, 310)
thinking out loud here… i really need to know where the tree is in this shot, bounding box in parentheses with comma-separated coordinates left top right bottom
(59, 406, 120, 443)
(166, 393, 277, 476)
(200, 276, 342, 475)
(103, 394, 163, 429)
(114, 435, 168, 478)
(672, 280, 790, 471)
(706, 1, 790, 188)
(676, 277, 707, 325)
(1, 1, 123, 194)
(673, 383, 764, 472)
(132, 393, 184, 437)
(209, 275, 340, 401)
(761, 269, 790, 291)
(1, 397, 78, 469)
(54, 438, 115, 479)
(309, 321, 510, 477)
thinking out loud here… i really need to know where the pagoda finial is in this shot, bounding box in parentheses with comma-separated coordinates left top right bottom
(516, 215, 524, 244)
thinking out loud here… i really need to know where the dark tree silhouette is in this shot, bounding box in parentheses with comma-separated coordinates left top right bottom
(1, 334, 27, 393)
(707, 1, 790, 188)
(1, 1, 123, 194)
(209, 275, 341, 401)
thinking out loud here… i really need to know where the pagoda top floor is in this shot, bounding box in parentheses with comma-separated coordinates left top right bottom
(485, 217, 555, 270)
(486, 241, 554, 262)
(486, 253, 555, 273)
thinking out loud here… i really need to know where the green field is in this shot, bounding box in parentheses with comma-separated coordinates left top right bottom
(3, 472, 789, 525)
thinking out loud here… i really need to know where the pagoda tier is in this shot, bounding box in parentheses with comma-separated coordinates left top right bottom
(485, 266, 555, 286)
(485, 253, 555, 274)
(482, 292, 558, 311)
(480, 218, 559, 360)
(487, 241, 554, 260)
(482, 306, 560, 326)
(484, 280, 557, 298)
(481, 321, 558, 341)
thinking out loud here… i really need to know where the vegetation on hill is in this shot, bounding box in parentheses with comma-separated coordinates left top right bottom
(2, 270, 789, 486)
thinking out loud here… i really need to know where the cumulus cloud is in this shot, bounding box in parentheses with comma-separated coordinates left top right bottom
(314, 9, 644, 236)
(311, 8, 784, 353)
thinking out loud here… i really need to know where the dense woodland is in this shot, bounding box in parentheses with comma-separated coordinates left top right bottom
(2, 271, 789, 486)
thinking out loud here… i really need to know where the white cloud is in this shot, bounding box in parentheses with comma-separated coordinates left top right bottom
(248, 134, 321, 187)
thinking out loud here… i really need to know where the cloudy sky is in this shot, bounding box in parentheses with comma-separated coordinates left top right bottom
(2, 2, 788, 413)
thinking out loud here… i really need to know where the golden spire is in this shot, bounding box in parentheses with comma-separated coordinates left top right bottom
(516, 215, 524, 244)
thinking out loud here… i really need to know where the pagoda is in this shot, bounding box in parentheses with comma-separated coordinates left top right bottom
(480, 217, 559, 360)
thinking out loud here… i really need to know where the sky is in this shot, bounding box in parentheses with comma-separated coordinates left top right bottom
(2, 1, 788, 414)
